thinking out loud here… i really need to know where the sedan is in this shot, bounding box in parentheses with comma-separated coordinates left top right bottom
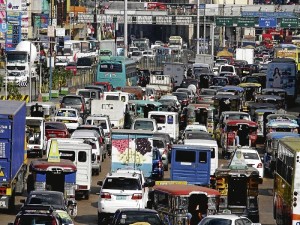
(198, 214, 260, 225)
(172, 92, 190, 108)
(53, 108, 83, 131)
(45, 121, 70, 140)
(230, 147, 264, 178)
(152, 148, 164, 180)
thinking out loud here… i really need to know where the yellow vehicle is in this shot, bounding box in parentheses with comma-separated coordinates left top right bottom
(274, 44, 300, 71)
(238, 82, 262, 112)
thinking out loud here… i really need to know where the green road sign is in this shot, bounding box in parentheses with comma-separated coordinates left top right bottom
(236, 17, 256, 27)
(216, 17, 233, 26)
(280, 18, 298, 28)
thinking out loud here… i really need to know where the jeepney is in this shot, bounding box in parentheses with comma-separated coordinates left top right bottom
(128, 100, 162, 118)
(27, 159, 78, 217)
(264, 132, 300, 177)
(220, 120, 258, 158)
(182, 103, 216, 134)
(212, 94, 241, 119)
(253, 108, 277, 138)
(248, 102, 277, 120)
(215, 149, 262, 223)
(266, 120, 299, 134)
(255, 94, 286, 110)
(217, 85, 244, 98)
(238, 83, 262, 112)
(149, 182, 220, 225)
(261, 88, 287, 102)
(196, 73, 214, 89)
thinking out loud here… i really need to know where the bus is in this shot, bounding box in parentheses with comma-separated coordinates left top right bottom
(266, 58, 297, 104)
(275, 44, 300, 71)
(96, 56, 138, 88)
(273, 137, 300, 225)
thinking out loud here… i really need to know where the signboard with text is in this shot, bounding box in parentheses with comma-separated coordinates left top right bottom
(5, 12, 21, 51)
(259, 17, 277, 28)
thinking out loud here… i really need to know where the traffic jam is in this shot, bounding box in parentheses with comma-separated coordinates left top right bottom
(1, 46, 299, 225)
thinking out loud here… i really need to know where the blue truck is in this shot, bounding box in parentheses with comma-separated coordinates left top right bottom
(0, 100, 27, 210)
(170, 145, 211, 186)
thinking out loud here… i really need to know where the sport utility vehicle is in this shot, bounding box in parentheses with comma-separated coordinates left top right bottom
(97, 171, 154, 224)
(60, 95, 88, 117)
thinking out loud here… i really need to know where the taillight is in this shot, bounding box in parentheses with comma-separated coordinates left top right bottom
(15, 218, 20, 225)
(131, 193, 142, 200)
(101, 192, 111, 199)
(80, 104, 84, 113)
(257, 163, 263, 168)
(51, 217, 57, 225)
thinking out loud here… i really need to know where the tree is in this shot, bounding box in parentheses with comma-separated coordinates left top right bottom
(7, 83, 21, 99)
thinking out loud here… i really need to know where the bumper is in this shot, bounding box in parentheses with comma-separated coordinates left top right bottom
(98, 200, 144, 214)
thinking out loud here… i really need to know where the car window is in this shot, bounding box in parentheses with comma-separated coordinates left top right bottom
(153, 150, 159, 160)
(235, 219, 245, 225)
(117, 212, 161, 225)
(153, 140, 165, 148)
(63, 97, 82, 105)
(45, 123, 66, 130)
(134, 121, 154, 130)
(242, 152, 259, 160)
(103, 178, 141, 190)
(18, 215, 55, 225)
(27, 194, 63, 206)
(240, 218, 252, 225)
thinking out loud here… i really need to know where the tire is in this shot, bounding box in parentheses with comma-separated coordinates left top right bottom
(98, 212, 105, 225)
(84, 191, 90, 200)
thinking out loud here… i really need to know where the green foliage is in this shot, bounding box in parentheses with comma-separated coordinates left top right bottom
(7, 83, 21, 99)
(52, 67, 73, 90)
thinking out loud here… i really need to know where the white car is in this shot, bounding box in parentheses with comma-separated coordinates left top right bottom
(130, 50, 144, 63)
(142, 50, 155, 61)
(159, 95, 180, 108)
(230, 147, 264, 178)
(53, 108, 83, 131)
(97, 171, 153, 224)
(199, 214, 261, 225)
(185, 124, 208, 133)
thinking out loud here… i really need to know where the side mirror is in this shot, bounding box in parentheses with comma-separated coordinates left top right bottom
(97, 181, 103, 186)
(157, 127, 162, 130)
(145, 178, 155, 187)
(67, 199, 76, 206)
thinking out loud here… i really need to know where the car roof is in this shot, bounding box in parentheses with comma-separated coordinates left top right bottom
(117, 208, 158, 213)
(205, 214, 247, 219)
(106, 172, 141, 179)
(28, 190, 64, 196)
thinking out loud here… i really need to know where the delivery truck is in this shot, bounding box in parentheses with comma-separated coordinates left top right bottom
(111, 129, 154, 177)
(235, 48, 254, 65)
(0, 100, 27, 210)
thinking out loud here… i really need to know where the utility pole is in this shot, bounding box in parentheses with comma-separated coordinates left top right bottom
(196, 0, 200, 55)
(124, 0, 128, 57)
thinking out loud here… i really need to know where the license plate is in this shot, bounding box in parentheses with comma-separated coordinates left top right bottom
(63, 120, 69, 123)
(116, 195, 126, 200)
(49, 134, 56, 137)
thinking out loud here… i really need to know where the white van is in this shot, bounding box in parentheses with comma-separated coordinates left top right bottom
(71, 129, 102, 175)
(26, 117, 46, 157)
(183, 139, 218, 177)
(46, 138, 92, 199)
(103, 91, 134, 104)
(148, 111, 179, 142)
(219, 64, 236, 76)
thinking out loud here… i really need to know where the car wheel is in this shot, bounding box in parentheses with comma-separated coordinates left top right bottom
(164, 164, 168, 171)
(98, 213, 105, 225)
(84, 191, 90, 200)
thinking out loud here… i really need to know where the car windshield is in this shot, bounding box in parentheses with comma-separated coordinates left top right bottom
(26, 193, 64, 206)
(116, 212, 161, 225)
(201, 90, 216, 95)
(173, 93, 187, 100)
(134, 121, 154, 130)
(103, 178, 141, 190)
(200, 217, 232, 225)
(45, 123, 66, 130)
(17, 215, 54, 225)
(153, 140, 165, 148)
(185, 132, 213, 140)
(56, 110, 77, 117)
(153, 150, 160, 160)
(63, 97, 82, 105)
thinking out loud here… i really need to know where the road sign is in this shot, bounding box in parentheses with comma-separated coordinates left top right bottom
(280, 18, 298, 28)
(0, 23, 7, 33)
(216, 17, 233, 26)
(236, 17, 256, 27)
(259, 17, 277, 28)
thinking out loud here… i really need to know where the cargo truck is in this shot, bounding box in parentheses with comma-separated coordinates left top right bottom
(163, 62, 186, 90)
(235, 48, 254, 65)
(0, 100, 27, 210)
(111, 129, 154, 178)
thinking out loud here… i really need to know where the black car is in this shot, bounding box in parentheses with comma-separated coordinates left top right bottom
(110, 208, 164, 225)
(172, 92, 190, 108)
(21, 191, 67, 211)
(11, 205, 63, 225)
